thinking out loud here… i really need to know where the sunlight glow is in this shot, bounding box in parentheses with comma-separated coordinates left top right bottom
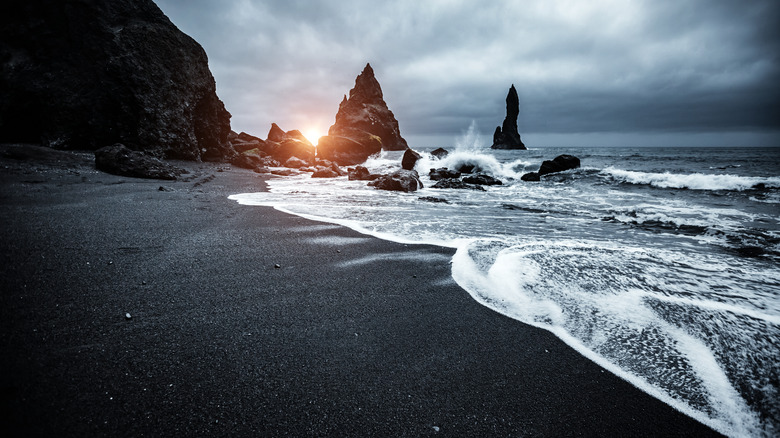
(303, 129, 324, 145)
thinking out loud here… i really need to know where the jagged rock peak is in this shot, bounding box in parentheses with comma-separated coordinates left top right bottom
(491, 84, 526, 150)
(349, 63, 383, 102)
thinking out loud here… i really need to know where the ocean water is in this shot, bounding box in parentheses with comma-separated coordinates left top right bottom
(229, 135, 780, 437)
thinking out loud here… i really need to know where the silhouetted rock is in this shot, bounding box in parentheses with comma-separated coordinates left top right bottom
(491, 85, 526, 150)
(538, 154, 581, 176)
(95, 144, 183, 180)
(521, 172, 541, 182)
(430, 148, 449, 159)
(0, 0, 232, 160)
(369, 169, 423, 192)
(348, 166, 382, 181)
(267, 123, 286, 143)
(259, 124, 315, 164)
(318, 63, 408, 165)
(463, 174, 503, 186)
(311, 167, 339, 178)
(429, 168, 461, 181)
(402, 149, 422, 170)
(418, 196, 450, 203)
(431, 178, 485, 191)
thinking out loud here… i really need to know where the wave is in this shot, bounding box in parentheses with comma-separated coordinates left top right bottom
(601, 167, 780, 191)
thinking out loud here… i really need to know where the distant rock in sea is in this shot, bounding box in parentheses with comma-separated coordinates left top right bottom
(491, 85, 526, 150)
(521, 154, 581, 181)
(317, 63, 409, 165)
(0, 0, 233, 161)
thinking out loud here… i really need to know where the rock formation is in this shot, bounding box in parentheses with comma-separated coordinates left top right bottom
(0, 0, 233, 161)
(369, 169, 423, 192)
(491, 85, 526, 150)
(317, 63, 409, 165)
(521, 154, 581, 181)
(94, 144, 184, 180)
(261, 124, 315, 164)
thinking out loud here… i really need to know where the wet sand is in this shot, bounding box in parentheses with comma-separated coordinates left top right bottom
(0, 144, 721, 436)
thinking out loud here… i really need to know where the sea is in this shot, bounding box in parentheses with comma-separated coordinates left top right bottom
(229, 130, 780, 437)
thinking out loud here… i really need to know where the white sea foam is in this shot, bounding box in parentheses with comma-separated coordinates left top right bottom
(602, 167, 780, 191)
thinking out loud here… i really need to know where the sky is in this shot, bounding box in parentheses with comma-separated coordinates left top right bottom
(154, 0, 780, 148)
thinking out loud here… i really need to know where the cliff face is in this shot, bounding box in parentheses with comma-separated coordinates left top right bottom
(317, 64, 408, 165)
(491, 84, 526, 150)
(0, 0, 233, 161)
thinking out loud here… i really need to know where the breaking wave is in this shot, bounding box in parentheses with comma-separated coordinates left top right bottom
(602, 167, 780, 191)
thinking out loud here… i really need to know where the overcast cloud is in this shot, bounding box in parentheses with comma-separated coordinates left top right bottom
(155, 0, 780, 147)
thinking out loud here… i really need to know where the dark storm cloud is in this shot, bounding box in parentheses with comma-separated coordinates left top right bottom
(155, 0, 780, 145)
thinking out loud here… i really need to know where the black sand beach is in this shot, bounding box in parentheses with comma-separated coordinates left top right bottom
(0, 145, 722, 436)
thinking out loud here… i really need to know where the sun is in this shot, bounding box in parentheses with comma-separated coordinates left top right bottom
(303, 129, 324, 145)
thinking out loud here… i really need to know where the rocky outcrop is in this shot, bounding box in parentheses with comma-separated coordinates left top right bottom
(369, 169, 423, 192)
(430, 148, 449, 159)
(260, 124, 315, 164)
(491, 85, 526, 150)
(463, 174, 503, 186)
(94, 144, 184, 180)
(539, 154, 580, 175)
(402, 149, 422, 170)
(429, 168, 461, 181)
(348, 166, 382, 181)
(521, 154, 581, 181)
(317, 63, 408, 165)
(431, 178, 485, 191)
(0, 0, 232, 161)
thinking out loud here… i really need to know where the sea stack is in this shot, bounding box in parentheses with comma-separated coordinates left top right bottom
(0, 0, 233, 161)
(491, 85, 526, 150)
(317, 63, 409, 165)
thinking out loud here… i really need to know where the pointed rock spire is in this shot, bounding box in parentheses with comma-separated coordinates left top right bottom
(491, 84, 526, 150)
(317, 63, 408, 165)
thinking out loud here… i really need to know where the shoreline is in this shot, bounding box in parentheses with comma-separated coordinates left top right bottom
(0, 145, 722, 436)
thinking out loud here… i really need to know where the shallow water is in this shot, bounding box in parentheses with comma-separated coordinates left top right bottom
(230, 142, 780, 437)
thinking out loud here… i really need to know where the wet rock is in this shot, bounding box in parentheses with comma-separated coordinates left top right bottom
(0, 0, 232, 160)
(271, 169, 296, 176)
(456, 164, 476, 174)
(317, 63, 408, 165)
(369, 169, 423, 192)
(431, 178, 485, 191)
(429, 168, 461, 181)
(430, 148, 449, 159)
(284, 157, 309, 169)
(311, 167, 339, 178)
(418, 196, 450, 203)
(402, 148, 422, 170)
(94, 144, 183, 180)
(521, 172, 541, 182)
(538, 154, 581, 176)
(463, 173, 503, 186)
(348, 166, 381, 181)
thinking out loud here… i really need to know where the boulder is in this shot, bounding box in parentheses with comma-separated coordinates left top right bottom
(284, 157, 309, 169)
(317, 134, 381, 166)
(418, 196, 450, 204)
(431, 178, 485, 191)
(429, 168, 461, 181)
(0, 0, 232, 160)
(520, 172, 541, 182)
(538, 154, 581, 176)
(271, 169, 296, 176)
(267, 123, 286, 143)
(317, 63, 408, 165)
(311, 167, 339, 178)
(402, 148, 422, 170)
(463, 174, 503, 186)
(491, 85, 526, 150)
(95, 144, 183, 180)
(430, 148, 449, 159)
(369, 169, 423, 192)
(456, 164, 476, 174)
(348, 166, 381, 181)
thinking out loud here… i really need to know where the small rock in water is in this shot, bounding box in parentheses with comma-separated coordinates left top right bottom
(432, 426, 440, 432)
(125, 313, 132, 320)
(274, 263, 281, 269)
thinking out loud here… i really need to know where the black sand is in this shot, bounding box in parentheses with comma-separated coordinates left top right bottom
(0, 145, 722, 436)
